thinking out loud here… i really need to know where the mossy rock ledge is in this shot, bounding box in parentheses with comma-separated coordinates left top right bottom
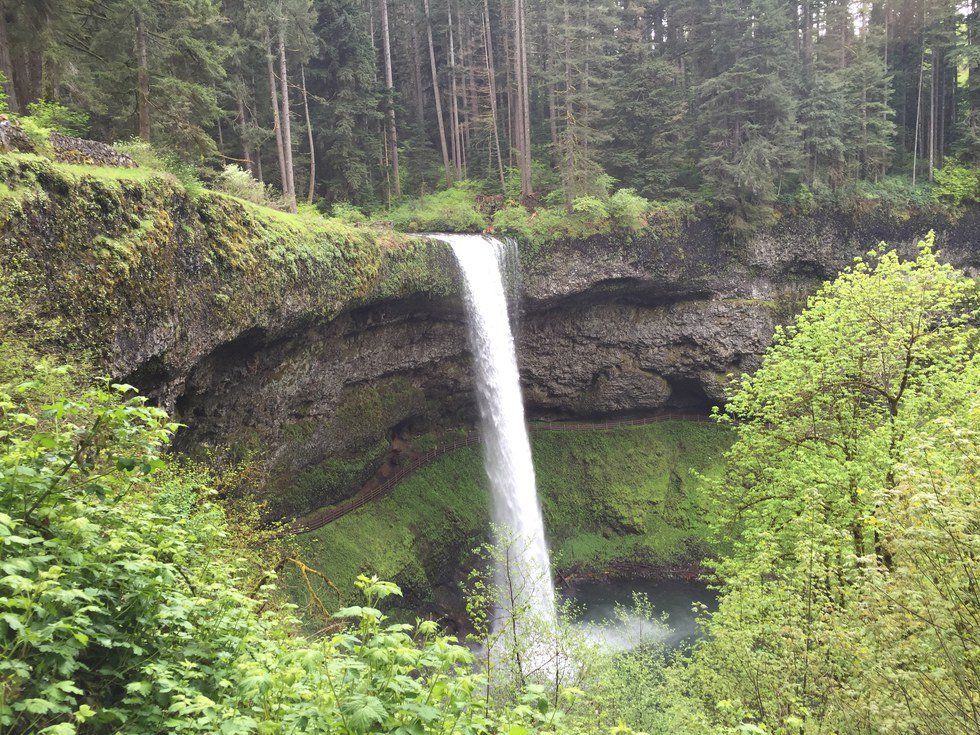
(2, 151, 978, 519)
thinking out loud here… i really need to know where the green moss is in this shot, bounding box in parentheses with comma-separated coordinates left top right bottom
(534, 421, 730, 569)
(0, 153, 449, 365)
(336, 378, 427, 445)
(281, 439, 390, 518)
(287, 443, 489, 616)
(287, 420, 730, 618)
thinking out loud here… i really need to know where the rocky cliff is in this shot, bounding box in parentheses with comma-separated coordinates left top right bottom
(3, 153, 977, 518)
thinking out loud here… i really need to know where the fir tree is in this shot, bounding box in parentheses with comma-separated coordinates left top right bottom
(604, 0, 690, 198)
(689, 0, 802, 230)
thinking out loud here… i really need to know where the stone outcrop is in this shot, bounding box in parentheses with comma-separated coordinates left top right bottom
(0, 119, 136, 167)
(3, 153, 978, 518)
(158, 208, 980, 519)
(49, 131, 137, 167)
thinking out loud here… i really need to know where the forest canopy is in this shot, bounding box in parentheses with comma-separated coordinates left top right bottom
(2, 0, 978, 228)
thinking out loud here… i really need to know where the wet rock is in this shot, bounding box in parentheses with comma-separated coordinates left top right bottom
(5, 160, 977, 519)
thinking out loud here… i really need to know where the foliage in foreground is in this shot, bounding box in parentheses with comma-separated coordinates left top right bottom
(0, 364, 587, 735)
(639, 235, 980, 734)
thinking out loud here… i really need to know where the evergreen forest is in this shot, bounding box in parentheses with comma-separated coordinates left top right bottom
(0, 2, 978, 735)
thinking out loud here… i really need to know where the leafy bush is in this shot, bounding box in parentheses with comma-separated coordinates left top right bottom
(793, 182, 816, 214)
(492, 188, 652, 245)
(933, 158, 980, 207)
(214, 163, 277, 207)
(491, 203, 535, 239)
(0, 362, 599, 735)
(659, 236, 980, 734)
(570, 195, 610, 224)
(25, 101, 90, 137)
(331, 201, 368, 224)
(387, 182, 487, 232)
(847, 174, 935, 210)
(606, 188, 650, 230)
(16, 116, 55, 157)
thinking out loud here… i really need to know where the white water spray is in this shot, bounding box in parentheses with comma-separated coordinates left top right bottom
(435, 234, 556, 629)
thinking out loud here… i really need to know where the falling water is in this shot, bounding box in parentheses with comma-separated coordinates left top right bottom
(434, 233, 557, 629)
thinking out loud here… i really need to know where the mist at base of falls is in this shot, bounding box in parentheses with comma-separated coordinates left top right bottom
(563, 578, 718, 652)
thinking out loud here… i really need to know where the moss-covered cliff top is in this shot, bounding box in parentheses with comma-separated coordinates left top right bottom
(0, 152, 456, 379)
(2, 149, 976, 398)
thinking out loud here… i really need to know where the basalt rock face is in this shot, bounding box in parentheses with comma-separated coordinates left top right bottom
(4, 157, 978, 519)
(172, 209, 980, 520)
(516, 207, 980, 417)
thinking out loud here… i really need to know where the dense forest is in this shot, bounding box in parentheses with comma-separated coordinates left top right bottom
(1, 1, 979, 734)
(3, 0, 979, 228)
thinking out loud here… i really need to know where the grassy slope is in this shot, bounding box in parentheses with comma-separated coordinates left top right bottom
(288, 420, 730, 613)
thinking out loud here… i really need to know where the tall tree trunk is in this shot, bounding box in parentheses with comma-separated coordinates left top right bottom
(0, 4, 19, 113)
(410, 10, 426, 126)
(135, 8, 151, 140)
(801, 0, 813, 80)
(265, 30, 289, 200)
(448, 0, 464, 178)
(379, 0, 401, 197)
(513, 0, 531, 197)
(277, 23, 297, 212)
(235, 83, 255, 177)
(500, 0, 514, 165)
(301, 65, 316, 204)
(929, 47, 936, 181)
(563, 0, 574, 204)
(252, 76, 265, 183)
(912, 47, 924, 186)
(423, 0, 453, 185)
(938, 52, 946, 168)
(464, 12, 479, 139)
(483, 0, 505, 192)
(544, 16, 558, 151)
(520, 0, 531, 194)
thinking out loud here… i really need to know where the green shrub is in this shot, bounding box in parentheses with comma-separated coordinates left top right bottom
(645, 198, 697, 239)
(492, 203, 535, 240)
(214, 163, 278, 207)
(25, 100, 90, 137)
(793, 182, 816, 214)
(848, 175, 934, 209)
(387, 182, 487, 232)
(528, 206, 570, 241)
(0, 364, 587, 735)
(570, 195, 610, 224)
(933, 158, 980, 207)
(606, 188, 651, 230)
(331, 201, 368, 224)
(16, 116, 55, 157)
(113, 138, 203, 197)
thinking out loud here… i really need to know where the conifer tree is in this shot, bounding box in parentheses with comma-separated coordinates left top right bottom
(306, 0, 382, 201)
(604, 0, 689, 198)
(690, 0, 802, 229)
(554, 0, 618, 201)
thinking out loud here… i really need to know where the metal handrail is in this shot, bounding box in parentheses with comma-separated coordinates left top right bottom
(288, 411, 711, 535)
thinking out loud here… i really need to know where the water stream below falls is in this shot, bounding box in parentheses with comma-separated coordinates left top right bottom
(435, 233, 557, 630)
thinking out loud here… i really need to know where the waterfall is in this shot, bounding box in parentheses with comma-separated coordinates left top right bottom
(435, 233, 557, 629)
